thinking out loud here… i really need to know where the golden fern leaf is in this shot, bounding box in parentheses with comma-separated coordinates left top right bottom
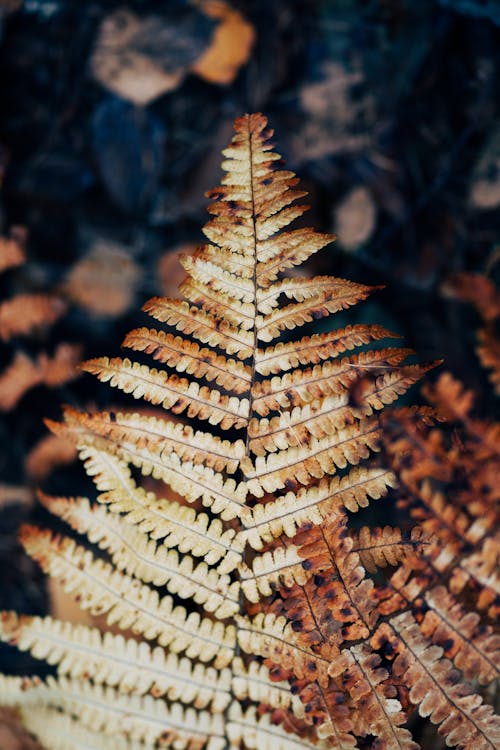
(255, 324, 400, 375)
(2, 113, 498, 750)
(74, 447, 244, 572)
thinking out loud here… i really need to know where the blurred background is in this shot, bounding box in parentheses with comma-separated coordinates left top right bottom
(0, 0, 499, 744)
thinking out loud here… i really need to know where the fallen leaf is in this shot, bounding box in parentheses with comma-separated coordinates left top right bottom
(192, 1, 255, 85)
(0, 232, 26, 273)
(91, 8, 216, 105)
(0, 295, 66, 342)
(39, 343, 83, 387)
(64, 240, 141, 317)
(334, 186, 377, 251)
(0, 352, 42, 411)
(25, 433, 77, 482)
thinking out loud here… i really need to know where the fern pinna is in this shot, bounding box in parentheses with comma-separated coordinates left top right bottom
(0, 114, 498, 750)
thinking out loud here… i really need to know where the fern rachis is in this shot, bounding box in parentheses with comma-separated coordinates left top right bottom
(0, 113, 498, 750)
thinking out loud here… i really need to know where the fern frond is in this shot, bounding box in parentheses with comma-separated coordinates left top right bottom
(76, 447, 244, 571)
(450, 533, 500, 617)
(82, 357, 250, 429)
(181, 252, 255, 303)
(255, 324, 399, 375)
(3, 113, 495, 750)
(123, 327, 252, 393)
(248, 366, 422, 453)
(231, 657, 300, 713)
(256, 280, 373, 341)
(39, 494, 239, 617)
(0, 612, 231, 710)
(255, 227, 334, 284)
(142, 298, 254, 358)
(179, 276, 256, 330)
(257, 275, 373, 311)
(420, 586, 500, 684)
(328, 644, 417, 748)
(227, 703, 330, 750)
(236, 612, 332, 687)
(241, 418, 381, 496)
(282, 515, 379, 645)
(20, 526, 235, 666)
(375, 614, 500, 750)
(50, 409, 248, 519)
(351, 526, 428, 573)
(20, 709, 149, 750)
(240, 467, 396, 549)
(252, 350, 418, 416)
(56, 407, 245, 473)
(2, 675, 227, 749)
(240, 544, 307, 602)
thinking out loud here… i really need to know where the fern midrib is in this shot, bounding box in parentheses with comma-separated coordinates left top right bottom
(319, 526, 373, 631)
(350, 646, 407, 748)
(244, 119, 259, 460)
(45, 682, 223, 739)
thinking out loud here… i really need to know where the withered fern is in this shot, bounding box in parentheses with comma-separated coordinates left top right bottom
(0, 114, 498, 750)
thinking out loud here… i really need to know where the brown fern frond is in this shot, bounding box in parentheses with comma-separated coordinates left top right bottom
(351, 526, 429, 573)
(123, 327, 252, 393)
(445, 272, 500, 395)
(54, 407, 245, 473)
(477, 325, 500, 395)
(374, 614, 500, 749)
(252, 348, 415, 416)
(419, 586, 500, 684)
(255, 324, 400, 375)
(240, 467, 396, 549)
(142, 297, 254, 358)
